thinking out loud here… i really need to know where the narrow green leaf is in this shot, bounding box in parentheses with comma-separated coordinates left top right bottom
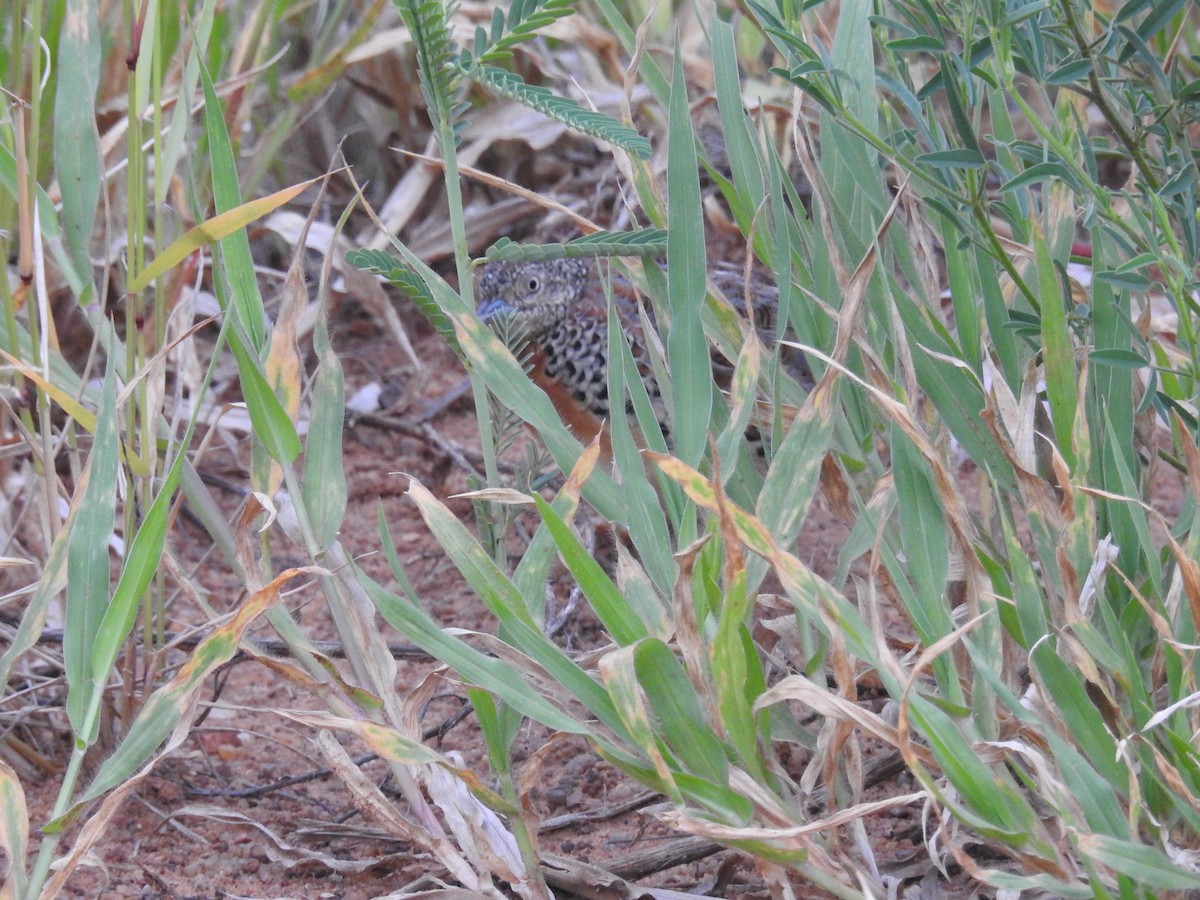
(1076, 834, 1200, 889)
(713, 18, 768, 228)
(199, 62, 265, 349)
(712, 571, 765, 778)
(64, 357, 120, 742)
(999, 161, 1082, 194)
(1030, 642, 1122, 786)
(531, 495, 648, 645)
(915, 148, 986, 169)
(1093, 270, 1151, 291)
(303, 303, 347, 550)
(665, 45, 711, 467)
(887, 35, 946, 53)
(892, 432, 951, 643)
(405, 480, 629, 737)
(74, 569, 309, 806)
(227, 328, 302, 464)
(605, 286, 676, 596)
(756, 382, 835, 548)
(1087, 349, 1148, 369)
(371, 523, 586, 735)
(634, 639, 728, 787)
(910, 698, 1036, 839)
(54, 0, 102, 296)
(1033, 231, 1076, 466)
(158, 2, 216, 206)
(89, 454, 184, 695)
(1045, 58, 1092, 85)
(465, 64, 651, 159)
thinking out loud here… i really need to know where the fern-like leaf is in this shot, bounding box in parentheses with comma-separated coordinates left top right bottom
(464, 64, 652, 159)
(483, 230, 668, 263)
(394, 0, 461, 134)
(346, 248, 461, 355)
(463, 0, 576, 66)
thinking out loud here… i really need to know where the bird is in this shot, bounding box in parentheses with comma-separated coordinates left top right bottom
(475, 257, 810, 454)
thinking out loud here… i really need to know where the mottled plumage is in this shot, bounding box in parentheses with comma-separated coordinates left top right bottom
(476, 257, 810, 449)
(477, 259, 662, 426)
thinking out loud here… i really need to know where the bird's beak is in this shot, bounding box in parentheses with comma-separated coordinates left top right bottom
(477, 299, 516, 321)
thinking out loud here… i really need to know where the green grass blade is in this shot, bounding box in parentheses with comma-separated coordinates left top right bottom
(892, 432, 951, 643)
(72, 568, 312, 808)
(226, 326, 302, 465)
(199, 61, 265, 350)
(1076, 833, 1200, 889)
(0, 760, 29, 897)
(63, 356, 120, 743)
(356, 561, 585, 736)
(53, 0, 102, 298)
(665, 45, 711, 469)
(1032, 229, 1076, 466)
(405, 479, 629, 738)
(302, 297, 348, 550)
(634, 638, 729, 787)
(531, 494, 649, 645)
(88, 451, 184, 697)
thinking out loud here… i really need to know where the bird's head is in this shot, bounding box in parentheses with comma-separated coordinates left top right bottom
(476, 258, 590, 338)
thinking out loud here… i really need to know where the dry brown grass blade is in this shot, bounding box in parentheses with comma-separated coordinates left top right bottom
(541, 851, 718, 900)
(277, 709, 505, 893)
(660, 790, 925, 847)
(404, 147, 605, 235)
(315, 729, 495, 889)
(756, 674, 934, 768)
(168, 801, 407, 873)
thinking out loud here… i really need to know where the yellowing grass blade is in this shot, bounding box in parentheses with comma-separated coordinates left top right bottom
(127, 177, 320, 293)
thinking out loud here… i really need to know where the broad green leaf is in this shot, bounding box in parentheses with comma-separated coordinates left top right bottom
(1030, 642, 1123, 786)
(1087, 349, 1148, 368)
(634, 639, 729, 787)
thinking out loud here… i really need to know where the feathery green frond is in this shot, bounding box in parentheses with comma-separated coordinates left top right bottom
(393, 0, 461, 134)
(346, 249, 460, 355)
(464, 64, 652, 159)
(483, 230, 668, 263)
(464, 0, 576, 66)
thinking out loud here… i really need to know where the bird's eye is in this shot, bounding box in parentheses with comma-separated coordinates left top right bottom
(527, 277, 540, 292)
